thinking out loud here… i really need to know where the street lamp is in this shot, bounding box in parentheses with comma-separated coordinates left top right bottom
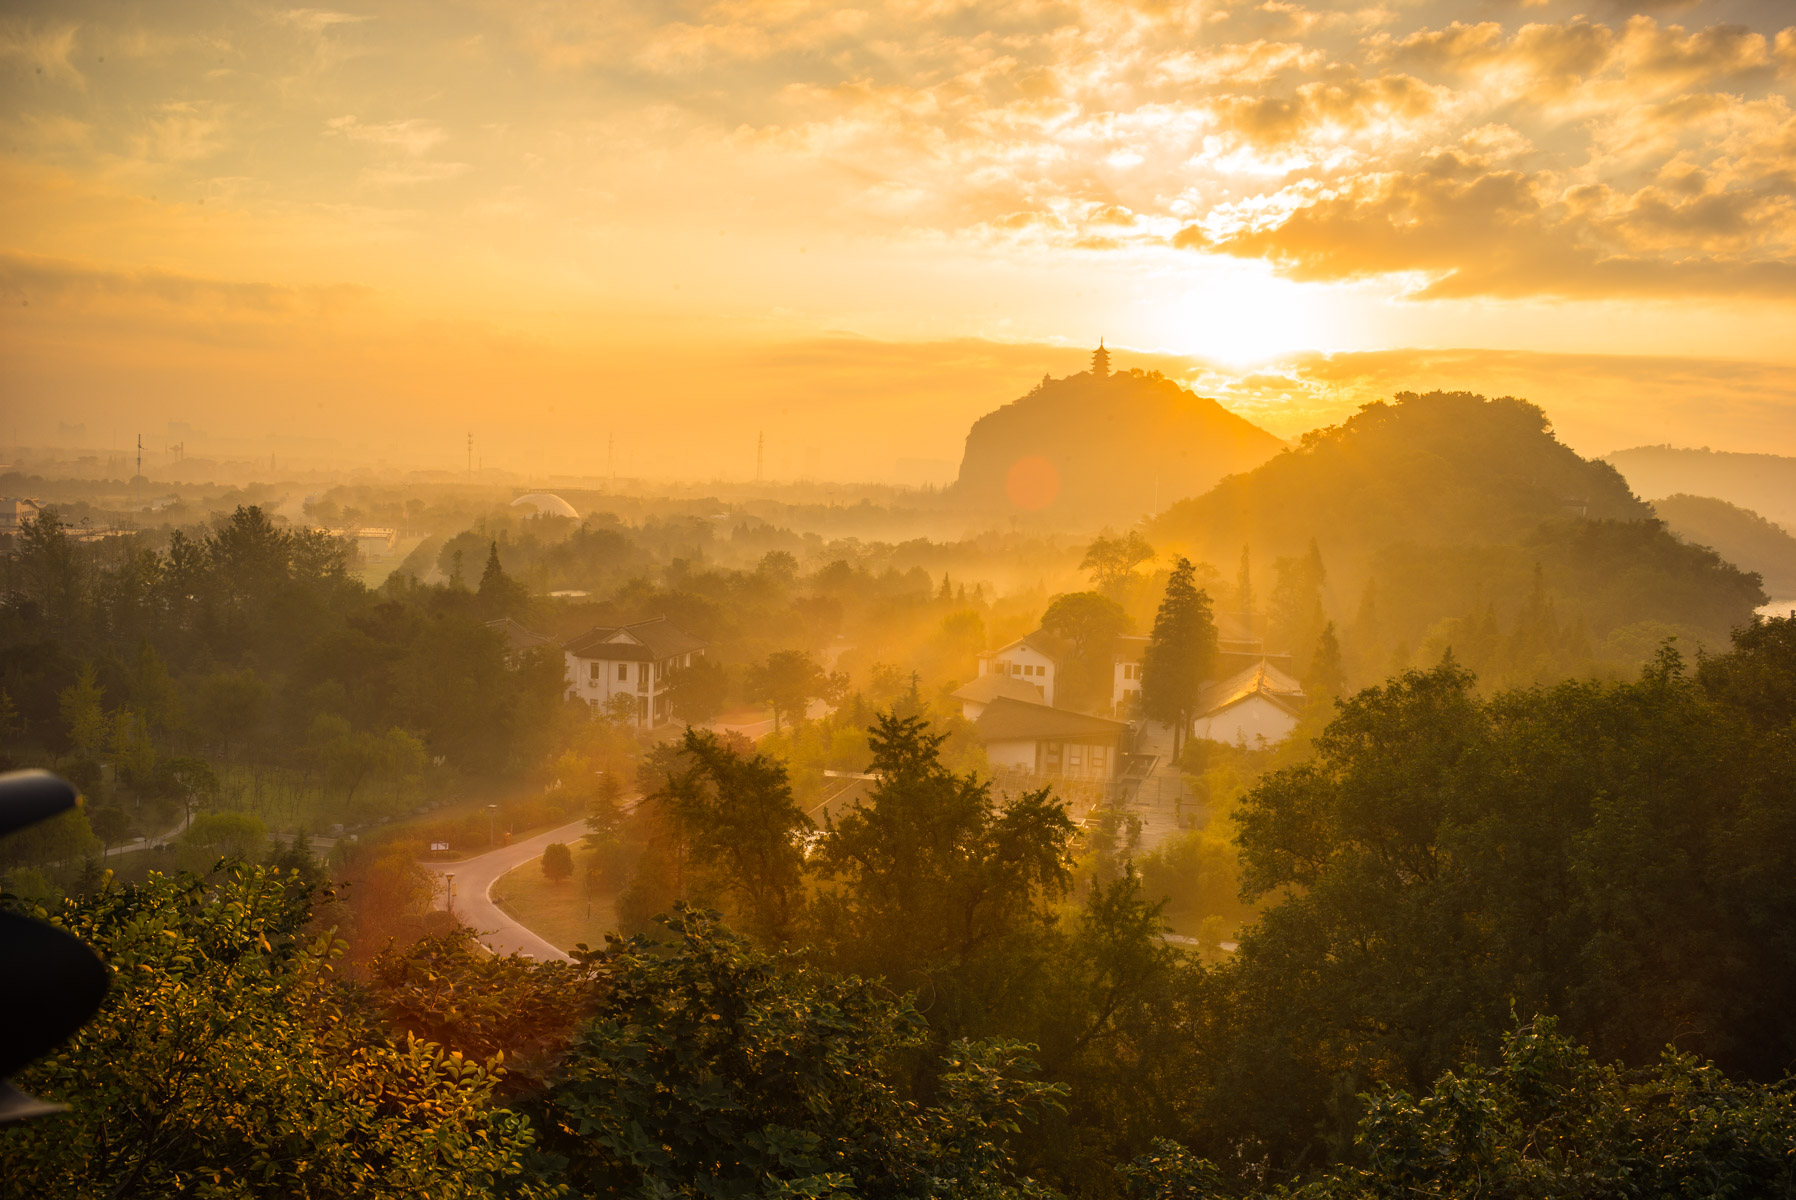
(445, 872, 455, 916)
(487, 803, 498, 846)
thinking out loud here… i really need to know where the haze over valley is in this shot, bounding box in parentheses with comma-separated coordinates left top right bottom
(5, 2, 1796, 1197)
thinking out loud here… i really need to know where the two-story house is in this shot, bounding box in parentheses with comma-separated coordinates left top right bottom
(975, 633, 1065, 706)
(563, 618, 708, 728)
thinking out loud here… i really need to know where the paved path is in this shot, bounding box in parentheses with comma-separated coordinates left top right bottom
(423, 818, 590, 962)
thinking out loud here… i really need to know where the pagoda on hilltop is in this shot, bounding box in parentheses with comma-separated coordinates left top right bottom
(1091, 338, 1111, 378)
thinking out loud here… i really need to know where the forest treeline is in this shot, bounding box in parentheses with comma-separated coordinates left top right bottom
(6, 617, 1795, 1197)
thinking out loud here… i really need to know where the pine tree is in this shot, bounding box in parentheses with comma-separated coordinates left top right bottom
(1140, 557, 1219, 759)
(1235, 546, 1254, 630)
(1304, 621, 1346, 705)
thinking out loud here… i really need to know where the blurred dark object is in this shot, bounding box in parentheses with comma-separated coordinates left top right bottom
(0, 769, 109, 1124)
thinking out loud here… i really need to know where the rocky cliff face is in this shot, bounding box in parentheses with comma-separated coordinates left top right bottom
(952, 369, 1286, 525)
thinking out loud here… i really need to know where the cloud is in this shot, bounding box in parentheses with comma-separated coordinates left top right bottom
(0, 251, 371, 319)
(325, 116, 448, 156)
(0, 18, 83, 88)
(1204, 146, 1796, 299)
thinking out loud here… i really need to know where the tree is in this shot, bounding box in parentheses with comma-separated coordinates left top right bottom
(1303, 621, 1346, 705)
(649, 727, 812, 943)
(194, 667, 271, 759)
(537, 907, 1065, 1200)
(1081, 531, 1155, 597)
(1042, 591, 1134, 711)
(477, 540, 529, 616)
(2, 866, 549, 1199)
(57, 664, 107, 761)
(1139, 559, 1218, 759)
(1124, 1019, 1796, 1200)
(181, 809, 268, 862)
(746, 649, 826, 732)
(811, 713, 1076, 1017)
(1267, 540, 1328, 665)
(664, 655, 729, 724)
(542, 841, 574, 882)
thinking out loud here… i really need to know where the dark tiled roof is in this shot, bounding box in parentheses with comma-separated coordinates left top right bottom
(981, 631, 1072, 665)
(951, 673, 1047, 705)
(975, 697, 1130, 743)
(564, 617, 707, 662)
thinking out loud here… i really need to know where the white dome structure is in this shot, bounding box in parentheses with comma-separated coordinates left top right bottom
(510, 492, 580, 519)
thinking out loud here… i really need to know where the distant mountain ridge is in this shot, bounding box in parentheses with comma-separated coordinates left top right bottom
(952, 361, 1285, 524)
(1654, 494, 1796, 595)
(1606, 446, 1796, 530)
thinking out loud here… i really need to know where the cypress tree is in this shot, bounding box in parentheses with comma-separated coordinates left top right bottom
(1141, 557, 1219, 759)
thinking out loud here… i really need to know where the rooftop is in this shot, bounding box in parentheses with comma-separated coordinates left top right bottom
(564, 617, 708, 662)
(975, 696, 1130, 743)
(951, 673, 1047, 706)
(1197, 658, 1306, 718)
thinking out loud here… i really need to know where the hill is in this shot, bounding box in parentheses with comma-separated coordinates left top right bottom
(1653, 494, 1796, 596)
(1606, 446, 1796, 530)
(952, 361, 1284, 524)
(1148, 392, 1766, 686)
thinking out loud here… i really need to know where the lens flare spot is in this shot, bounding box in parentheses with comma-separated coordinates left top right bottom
(1004, 455, 1059, 510)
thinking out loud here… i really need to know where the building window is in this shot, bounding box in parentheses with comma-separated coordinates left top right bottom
(1011, 663, 1022, 675)
(1091, 746, 1106, 771)
(617, 663, 628, 681)
(1068, 745, 1083, 767)
(589, 661, 600, 681)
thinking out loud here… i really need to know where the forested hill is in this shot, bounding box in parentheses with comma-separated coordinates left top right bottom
(952, 367, 1284, 524)
(1607, 445, 1796, 530)
(1148, 391, 1766, 685)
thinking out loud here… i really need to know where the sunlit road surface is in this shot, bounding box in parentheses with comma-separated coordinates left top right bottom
(423, 818, 590, 962)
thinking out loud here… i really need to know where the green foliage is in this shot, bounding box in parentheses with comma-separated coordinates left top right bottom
(1, 865, 549, 1199)
(748, 649, 828, 732)
(1082, 532, 1155, 598)
(58, 663, 107, 760)
(1041, 591, 1133, 710)
(181, 810, 268, 862)
(811, 713, 1076, 1028)
(649, 728, 813, 943)
(665, 653, 730, 723)
(538, 906, 1065, 1200)
(362, 927, 597, 1095)
(1125, 1019, 1796, 1200)
(1183, 618, 1796, 1170)
(541, 840, 574, 881)
(1151, 392, 1766, 688)
(1141, 559, 1219, 755)
(1655, 491, 1796, 594)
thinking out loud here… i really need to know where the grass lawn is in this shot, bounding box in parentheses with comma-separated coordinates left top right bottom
(491, 855, 620, 952)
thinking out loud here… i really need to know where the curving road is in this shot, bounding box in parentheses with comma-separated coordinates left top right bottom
(423, 818, 590, 962)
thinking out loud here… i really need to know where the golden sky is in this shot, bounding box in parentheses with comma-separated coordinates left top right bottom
(2, 0, 1794, 479)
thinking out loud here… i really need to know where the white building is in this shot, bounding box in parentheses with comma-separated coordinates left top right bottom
(0, 498, 43, 533)
(974, 697, 1129, 781)
(564, 618, 708, 728)
(1112, 635, 1149, 714)
(1191, 659, 1307, 746)
(976, 633, 1064, 707)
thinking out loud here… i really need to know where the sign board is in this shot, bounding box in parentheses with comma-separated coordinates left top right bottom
(429, 841, 450, 852)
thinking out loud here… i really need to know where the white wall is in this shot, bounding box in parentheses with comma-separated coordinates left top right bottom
(986, 739, 1039, 772)
(979, 644, 1059, 705)
(1193, 697, 1298, 745)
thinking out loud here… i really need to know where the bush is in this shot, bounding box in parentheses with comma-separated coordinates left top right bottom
(541, 841, 573, 881)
